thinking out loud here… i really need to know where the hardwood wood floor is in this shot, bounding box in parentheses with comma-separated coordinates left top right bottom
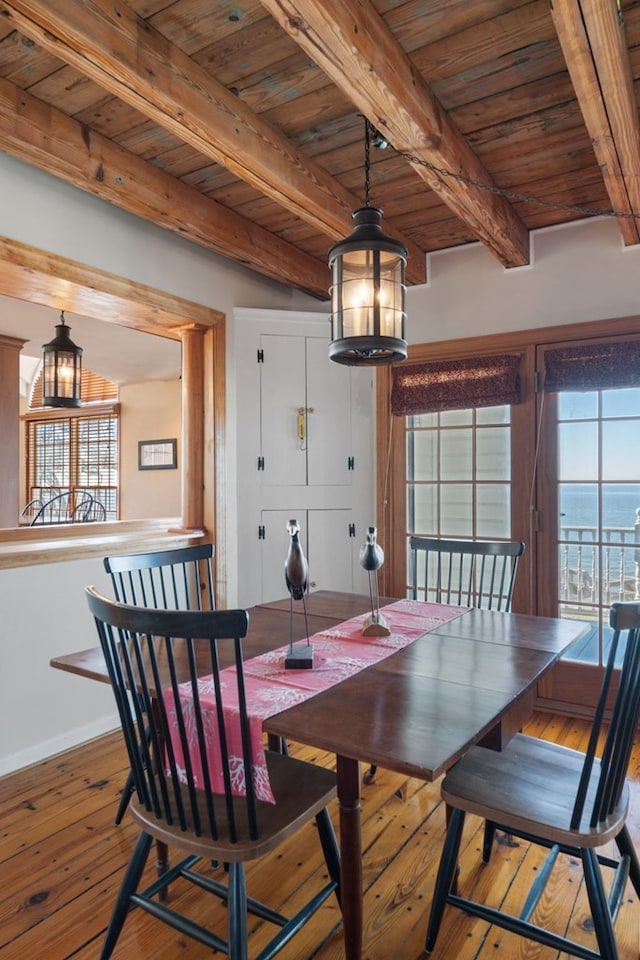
(1, 713, 638, 960)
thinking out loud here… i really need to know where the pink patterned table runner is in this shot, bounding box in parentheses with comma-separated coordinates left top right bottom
(164, 599, 469, 802)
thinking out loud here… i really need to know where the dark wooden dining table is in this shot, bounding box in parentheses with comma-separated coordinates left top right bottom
(51, 590, 588, 960)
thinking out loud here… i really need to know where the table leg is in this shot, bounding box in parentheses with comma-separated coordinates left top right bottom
(336, 754, 363, 960)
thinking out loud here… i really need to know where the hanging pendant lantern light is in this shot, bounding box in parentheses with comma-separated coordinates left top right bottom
(42, 311, 83, 407)
(328, 119, 407, 365)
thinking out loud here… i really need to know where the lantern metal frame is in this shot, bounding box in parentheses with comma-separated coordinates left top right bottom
(328, 120, 408, 366)
(42, 311, 83, 408)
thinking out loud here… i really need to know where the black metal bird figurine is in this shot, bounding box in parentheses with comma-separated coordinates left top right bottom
(284, 518, 313, 668)
(359, 526, 390, 636)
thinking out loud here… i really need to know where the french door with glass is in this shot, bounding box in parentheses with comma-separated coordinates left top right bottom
(535, 336, 640, 711)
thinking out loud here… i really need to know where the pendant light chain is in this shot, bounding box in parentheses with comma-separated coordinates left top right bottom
(397, 148, 640, 222)
(361, 106, 640, 222)
(364, 117, 371, 208)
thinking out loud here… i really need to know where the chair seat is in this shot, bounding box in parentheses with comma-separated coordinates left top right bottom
(442, 732, 629, 848)
(131, 749, 337, 861)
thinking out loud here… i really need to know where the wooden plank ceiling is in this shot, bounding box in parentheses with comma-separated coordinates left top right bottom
(0, 0, 639, 301)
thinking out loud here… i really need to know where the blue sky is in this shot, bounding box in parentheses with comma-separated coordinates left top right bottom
(559, 389, 640, 483)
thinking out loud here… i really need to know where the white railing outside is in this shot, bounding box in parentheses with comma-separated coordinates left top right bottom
(559, 512, 640, 608)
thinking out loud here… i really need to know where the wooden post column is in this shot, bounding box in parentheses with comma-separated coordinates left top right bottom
(178, 325, 206, 532)
(1, 335, 26, 527)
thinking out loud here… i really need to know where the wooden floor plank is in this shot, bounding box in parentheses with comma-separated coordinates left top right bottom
(0, 713, 637, 960)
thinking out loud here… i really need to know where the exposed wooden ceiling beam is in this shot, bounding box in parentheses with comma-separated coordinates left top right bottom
(0, 0, 426, 284)
(0, 75, 330, 299)
(0, 236, 223, 337)
(551, 0, 640, 245)
(258, 0, 531, 269)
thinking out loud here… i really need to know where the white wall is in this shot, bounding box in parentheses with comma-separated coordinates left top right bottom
(406, 217, 640, 343)
(120, 380, 182, 519)
(0, 558, 116, 776)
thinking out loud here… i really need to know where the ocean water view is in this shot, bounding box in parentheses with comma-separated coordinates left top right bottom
(559, 482, 640, 595)
(560, 482, 640, 533)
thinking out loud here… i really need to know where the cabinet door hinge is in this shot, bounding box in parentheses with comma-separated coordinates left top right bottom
(257, 456, 265, 471)
(534, 370, 541, 393)
(348, 523, 356, 538)
(257, 349, 264, 363)
(532, 509, 541, 532)
(348, 456, 355, 471)
(258, 525, 265, 540)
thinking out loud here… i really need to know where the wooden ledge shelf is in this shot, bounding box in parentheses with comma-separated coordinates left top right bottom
(0, 518, 207, 569)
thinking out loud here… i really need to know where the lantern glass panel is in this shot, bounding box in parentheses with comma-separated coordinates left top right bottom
(333, 249, 404, 339)
(44, 349, 79, 401)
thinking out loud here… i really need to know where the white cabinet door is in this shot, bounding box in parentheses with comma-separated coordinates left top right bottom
(259, 508, 356, 603)
(306, 508, 355, 591)
(259, 334, 352, 488)
(259, 509, 305, 604)
(259, 335, 307, 487)
(305, 337, 353, 487)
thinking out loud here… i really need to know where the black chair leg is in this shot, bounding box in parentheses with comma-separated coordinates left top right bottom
(114, 767, 135, 825)
(316, 808, 341, 905)
(115, 718, 152, 825)
(425, 807, 465, 953)
(616, 824, 640, 897)
(101, 832, 153, 960)
(581, 848, 618, 960)
(227, 862, 248, 960)
(363, 763, 403, 799)
(482, 820, 496, 862)
(266, 734, 288, 755)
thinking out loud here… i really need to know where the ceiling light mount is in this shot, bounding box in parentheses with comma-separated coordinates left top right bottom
(369, 126, 389, 150)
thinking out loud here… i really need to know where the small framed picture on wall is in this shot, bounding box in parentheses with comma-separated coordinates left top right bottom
(138, 438, 177, 470)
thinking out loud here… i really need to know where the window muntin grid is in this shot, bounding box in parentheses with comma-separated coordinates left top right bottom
(26, 413, 119, 520)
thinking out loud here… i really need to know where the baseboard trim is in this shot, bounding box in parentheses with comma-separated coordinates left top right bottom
(0, 714, 119, 778)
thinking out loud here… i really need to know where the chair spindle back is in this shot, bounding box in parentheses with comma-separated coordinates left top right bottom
(104, 543, 215, 612)
(409, 536, 525, 611)
(30, 490, 95, 524)
(86, 588, 257, 842)
(571, 600, 640, 830)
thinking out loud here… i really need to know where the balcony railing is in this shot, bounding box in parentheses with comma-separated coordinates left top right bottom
(559, 515, 640, 608)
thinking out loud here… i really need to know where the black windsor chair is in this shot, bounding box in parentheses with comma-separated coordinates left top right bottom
(425, 600, 640, 960)
(104, 542, 216, 613)
(104, 543, 216, 824)
(364, 536, 525, 786)
(408, 535, 525, 609)
(86, 588, 341, 960)
(20, 497, 43, 523)
(29, 490, 95, 524)
(72, 498, 107, 522)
